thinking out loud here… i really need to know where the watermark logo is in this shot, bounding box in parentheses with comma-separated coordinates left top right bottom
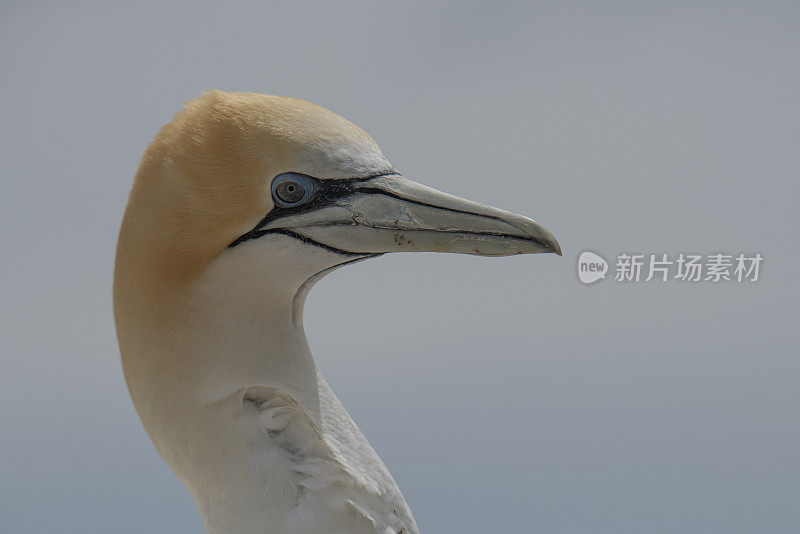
(578, 251, 609, 285)
(578, 251, 762, 285)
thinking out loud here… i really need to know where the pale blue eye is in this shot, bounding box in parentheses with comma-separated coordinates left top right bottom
(271, 173, 318, 208)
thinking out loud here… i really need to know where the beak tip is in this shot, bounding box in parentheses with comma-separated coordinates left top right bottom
(546, 238, 562, 256)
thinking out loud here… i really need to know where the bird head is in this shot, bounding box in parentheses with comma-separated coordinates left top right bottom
(117, 91, 560, 324)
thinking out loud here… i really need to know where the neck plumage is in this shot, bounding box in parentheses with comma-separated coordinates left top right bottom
(116, 233, 415, 533)
(116, 241, 334, 530)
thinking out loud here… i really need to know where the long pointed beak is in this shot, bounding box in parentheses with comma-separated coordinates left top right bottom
(266, 174, 561, 257)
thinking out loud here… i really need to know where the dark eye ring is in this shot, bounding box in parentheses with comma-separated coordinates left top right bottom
(271, 173, 318, 208)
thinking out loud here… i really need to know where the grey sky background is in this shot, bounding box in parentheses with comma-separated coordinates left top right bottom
(1, 1, 798, 532)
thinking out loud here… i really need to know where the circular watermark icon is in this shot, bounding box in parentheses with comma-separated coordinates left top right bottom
(577, 251, 609, 285)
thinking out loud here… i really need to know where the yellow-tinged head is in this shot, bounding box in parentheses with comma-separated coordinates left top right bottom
(116, 91, 390, 286)
(116, 90, 559, 304)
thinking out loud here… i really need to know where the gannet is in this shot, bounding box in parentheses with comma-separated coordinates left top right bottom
(114, 91, 561, 534)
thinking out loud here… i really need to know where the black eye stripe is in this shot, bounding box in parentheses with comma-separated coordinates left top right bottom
(228, 171, 399, 249)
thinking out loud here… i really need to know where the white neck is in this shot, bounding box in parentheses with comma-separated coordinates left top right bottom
(119, 238, 414, 533)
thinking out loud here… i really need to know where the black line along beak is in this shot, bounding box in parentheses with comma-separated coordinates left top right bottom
(256, 174, 561, 257)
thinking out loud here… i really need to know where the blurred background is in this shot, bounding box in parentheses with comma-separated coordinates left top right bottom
(1, 1, 798, 532)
